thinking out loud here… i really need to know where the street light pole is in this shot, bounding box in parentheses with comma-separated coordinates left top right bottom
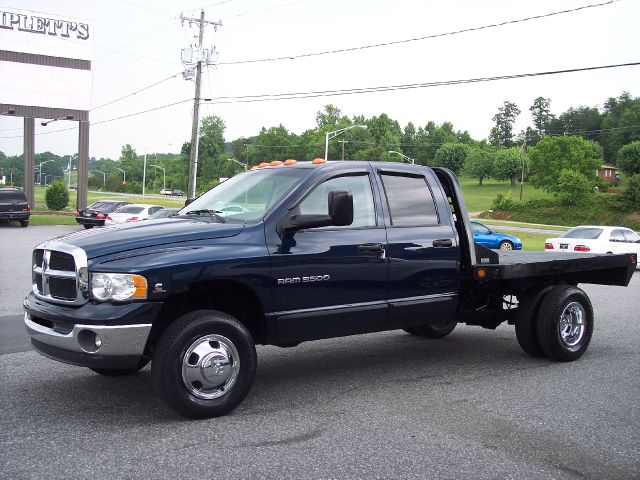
(150, 165, 166, 190)
(324, 125, 367, 161)
(116, 167, 126, 185)
(388, 150, 416, 164)
(37, 160, 53, 185)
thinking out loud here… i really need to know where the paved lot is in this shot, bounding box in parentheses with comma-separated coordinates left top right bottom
(0, 225, 638, 479)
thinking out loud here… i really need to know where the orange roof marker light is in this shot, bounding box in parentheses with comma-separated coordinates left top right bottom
(312, 158, 327, 165)
(270, 161, 283, 166)
(258, 162, 270, 168)
(284, 159, 298, 166)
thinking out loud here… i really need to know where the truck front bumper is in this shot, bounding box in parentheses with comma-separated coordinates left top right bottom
(24, 292, 161, 369)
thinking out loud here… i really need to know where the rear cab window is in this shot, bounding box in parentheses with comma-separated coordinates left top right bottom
(379, 173, 439, 226)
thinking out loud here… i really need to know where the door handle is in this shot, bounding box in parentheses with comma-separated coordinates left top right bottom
(357, 243, 385, 253)
(432, 239, 453, 247)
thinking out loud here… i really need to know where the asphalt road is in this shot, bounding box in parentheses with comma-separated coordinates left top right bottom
(0, 225, 638, 479)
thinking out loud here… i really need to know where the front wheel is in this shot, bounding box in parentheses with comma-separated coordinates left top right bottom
(20, 220, 29, 227)
(536, 286, 593, 362)
(152, 310, 257, 418)
(498, 241, 514, 250)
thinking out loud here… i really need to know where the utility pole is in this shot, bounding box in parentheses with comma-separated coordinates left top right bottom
(338, 139, 348, 160)
(181, 10, 221, 199)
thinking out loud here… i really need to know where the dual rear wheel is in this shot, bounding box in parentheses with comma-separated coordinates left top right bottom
(515, 285, 593, 361)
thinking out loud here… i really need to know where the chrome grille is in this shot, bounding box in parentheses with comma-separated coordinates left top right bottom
(32, 242, 88, 305)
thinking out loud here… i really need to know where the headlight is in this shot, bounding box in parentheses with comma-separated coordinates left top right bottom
(91, 273, 147, 301)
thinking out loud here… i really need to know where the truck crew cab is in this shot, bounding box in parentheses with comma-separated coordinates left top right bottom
(24, 160, 636, 418)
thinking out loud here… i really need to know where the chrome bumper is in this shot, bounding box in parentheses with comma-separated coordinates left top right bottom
(24, 312, 151, 357)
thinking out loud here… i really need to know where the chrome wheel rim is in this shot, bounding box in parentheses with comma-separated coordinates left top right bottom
(181, 334, 240, 400)
(500, 242, 513, 250)
(558, 302, 586, 349)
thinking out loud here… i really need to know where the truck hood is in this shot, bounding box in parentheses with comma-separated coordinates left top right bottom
(50, 218, 245, 259)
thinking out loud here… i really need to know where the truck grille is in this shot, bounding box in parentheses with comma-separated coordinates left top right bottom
(32, 242, 88, 305)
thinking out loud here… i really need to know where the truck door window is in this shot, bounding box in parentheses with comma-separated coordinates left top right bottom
(380, 173, 438, 226)
(299, 174, 376, 228)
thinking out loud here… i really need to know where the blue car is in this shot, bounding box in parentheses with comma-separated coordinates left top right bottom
(470, 220, 522, 250)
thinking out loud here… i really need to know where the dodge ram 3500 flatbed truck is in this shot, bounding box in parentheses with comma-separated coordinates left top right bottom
(24, 161, 636, 418)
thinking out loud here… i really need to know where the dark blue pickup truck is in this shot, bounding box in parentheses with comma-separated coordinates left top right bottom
(24, 161, 636, 418)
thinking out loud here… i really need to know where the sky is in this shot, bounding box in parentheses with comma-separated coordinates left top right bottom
(0, 0, 638, 160)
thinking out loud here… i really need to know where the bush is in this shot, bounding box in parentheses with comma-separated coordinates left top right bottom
(619, 174, 640, 211)
(45, 181, 69, 211)
(492, 192, 516, 210)
(554, 169, 595, 206)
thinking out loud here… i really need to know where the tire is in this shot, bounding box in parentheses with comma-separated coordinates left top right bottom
(83, 224, 93, 229)
(514, 288, 552, 358)
(535, 285, 593, 362)
(20, 220, 29, 228)
(90, 358, 150, 376)
(404, 317, 458, 339)
(152, 310, 257, 419)
(498, 240, 514, 250)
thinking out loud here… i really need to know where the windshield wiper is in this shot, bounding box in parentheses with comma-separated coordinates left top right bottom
(183, 209, 226, 223)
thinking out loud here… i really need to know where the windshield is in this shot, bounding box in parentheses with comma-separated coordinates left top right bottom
(562, 227, 603, 240)
(179, 167, 309, 223)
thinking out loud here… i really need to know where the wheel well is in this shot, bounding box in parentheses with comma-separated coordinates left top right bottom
(145, 280, 266, 356)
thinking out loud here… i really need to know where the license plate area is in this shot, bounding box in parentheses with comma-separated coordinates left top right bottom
(560, 243, 568, 250)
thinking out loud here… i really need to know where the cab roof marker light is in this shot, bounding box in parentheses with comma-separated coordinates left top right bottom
(312, 158, 326, 165)
(270, 161, 283, 166)
(284, 159, 298, 166)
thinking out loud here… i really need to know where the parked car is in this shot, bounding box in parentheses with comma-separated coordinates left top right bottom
(160, 188, 184, 196)
(105, 204, 164, 225)
(147, 208, 180, 220)
(545, 226, 640, 267)
(0, 187, 30, 227)
(470, 220, 522, 250)
(217, 204, 250, 218)
(76, 200, 129, 229)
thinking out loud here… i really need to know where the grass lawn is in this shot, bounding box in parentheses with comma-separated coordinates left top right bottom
(33, 187, 185, 212)
(29, 215, 78, 226)
(514, 231, 551, 252)
(458, 177, 552, 212)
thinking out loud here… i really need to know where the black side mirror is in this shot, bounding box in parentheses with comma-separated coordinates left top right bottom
(184, 198, 195, 207)
(283, 190, 353, 232)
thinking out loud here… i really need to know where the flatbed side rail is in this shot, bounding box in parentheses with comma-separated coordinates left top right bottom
(472, 251, 636, 288)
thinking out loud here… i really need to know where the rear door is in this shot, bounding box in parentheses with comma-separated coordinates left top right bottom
(268, 168, 388, 344)
(374, 168, 460, 330)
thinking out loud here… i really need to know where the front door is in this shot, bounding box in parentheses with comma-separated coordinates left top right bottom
(267, 170, 388, 344)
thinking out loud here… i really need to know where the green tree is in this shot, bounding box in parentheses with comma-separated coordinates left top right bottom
(433, 143, 469, 175)
(493, 147, 526, 188)
(617, 141, 640, 175)
(45, 181, 69, 210)
(490, 100, 521, 147)
(529, 97, 553, 137)
(556, 106, 603, 142)
(601, 92, 640, 162)
(528, 136, 601, 192)
(463, 144, 495, 185)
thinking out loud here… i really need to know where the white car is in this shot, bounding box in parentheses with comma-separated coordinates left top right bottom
(545, 226, 640, 266)
(105, 204, 165, 225)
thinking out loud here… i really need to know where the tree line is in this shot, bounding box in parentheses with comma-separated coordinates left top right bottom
(1, 91, 639, 198)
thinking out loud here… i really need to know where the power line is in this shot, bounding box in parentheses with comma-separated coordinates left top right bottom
(203, 62, 640, 104)
(92, 73, 182, 110)
(0, 99, 191, 139)
(218, 0, 616, 66)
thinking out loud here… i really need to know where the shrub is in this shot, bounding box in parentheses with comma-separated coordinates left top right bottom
(45, 181, 70, 211)
(492, 193, 516, 210)
(554, 169, 595, 206)
(619, 174, 640, 211)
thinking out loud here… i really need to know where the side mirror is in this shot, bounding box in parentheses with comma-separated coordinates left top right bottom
(184, 198, 195, 207)
(284, 190, 353, 232)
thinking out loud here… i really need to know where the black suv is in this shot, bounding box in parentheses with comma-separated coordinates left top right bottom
(0, 187, 31, 227)
(76, 200, 129, 229)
